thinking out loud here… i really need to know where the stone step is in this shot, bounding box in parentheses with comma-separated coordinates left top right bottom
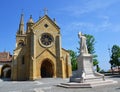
(58, 83, 92, 88)
(85, 77, 104, 82)
(70, 76, 104, 83)
(57, 80, 117, 88)
(90, 80, 117, 87)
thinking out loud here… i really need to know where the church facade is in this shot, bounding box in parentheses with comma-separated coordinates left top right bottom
(11, 13, 72, 80)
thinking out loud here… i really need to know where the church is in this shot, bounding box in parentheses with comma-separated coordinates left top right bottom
(11, 12, 72, 80)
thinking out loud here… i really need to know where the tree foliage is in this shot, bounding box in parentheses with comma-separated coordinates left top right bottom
(84, 34, 95, 54)
(84, 34, 99, 67)
(96, 65, 100, 72)
(68, 50, 77, 71)
(110, 45, 120, 67)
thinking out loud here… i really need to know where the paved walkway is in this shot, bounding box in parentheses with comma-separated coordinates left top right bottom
(0, 76, 120, 92)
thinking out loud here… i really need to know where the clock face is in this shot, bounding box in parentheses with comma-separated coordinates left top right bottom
(40, 33, 53, 47)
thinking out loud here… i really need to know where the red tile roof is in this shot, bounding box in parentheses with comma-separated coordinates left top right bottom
(0, 52, 12, 62)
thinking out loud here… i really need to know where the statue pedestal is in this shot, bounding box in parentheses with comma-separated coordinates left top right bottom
(70, 53, 105, 83)
(58, 53, 117, 88)
(77, 54, 95, 79)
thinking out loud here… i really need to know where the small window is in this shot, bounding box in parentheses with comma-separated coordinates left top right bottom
(18, 40, 24, 47)
(22, 56, 25, 65)
(44, 24, 48, 28)
(18, 42, 24, 47)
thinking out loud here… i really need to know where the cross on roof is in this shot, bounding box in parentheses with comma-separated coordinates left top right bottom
(44, 8, 48, 15)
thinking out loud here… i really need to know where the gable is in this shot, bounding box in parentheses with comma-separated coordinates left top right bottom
(62, 48, 69, 54)
(36, 49, 56, 63)
(31, 15, 60, 34)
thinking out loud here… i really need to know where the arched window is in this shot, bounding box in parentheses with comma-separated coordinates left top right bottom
(18, 40, 24, 47)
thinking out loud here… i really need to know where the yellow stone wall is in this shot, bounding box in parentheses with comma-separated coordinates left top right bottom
(11, 15, 72, 81)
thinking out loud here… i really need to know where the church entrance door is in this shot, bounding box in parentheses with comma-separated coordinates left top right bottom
(41, 59, 53, 78)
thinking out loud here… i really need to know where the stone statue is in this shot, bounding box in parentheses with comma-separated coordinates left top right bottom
(78, 32, 88, 54)
(59, 32, 116, 88)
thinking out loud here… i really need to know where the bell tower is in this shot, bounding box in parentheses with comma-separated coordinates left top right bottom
(11, 13, 27, 80)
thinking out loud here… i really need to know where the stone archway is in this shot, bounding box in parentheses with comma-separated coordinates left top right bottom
(41, 59, 54, 78)
(1, 64, 11, 78)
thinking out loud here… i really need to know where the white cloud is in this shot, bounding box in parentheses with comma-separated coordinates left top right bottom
(58, 0, 120, 33)
(62, 16, 120, 33)
(59, 0, 120, 16)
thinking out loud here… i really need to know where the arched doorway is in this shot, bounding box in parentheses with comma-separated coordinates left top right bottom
(41, 59, 54, 78)
(1, 64, 11, 78)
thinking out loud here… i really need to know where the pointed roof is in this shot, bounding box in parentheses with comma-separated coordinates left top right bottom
(20, 13, 24, 25)
(18, 13, 25, 35)
(32, 15, 60, 30)
(27, 15, 34, 23)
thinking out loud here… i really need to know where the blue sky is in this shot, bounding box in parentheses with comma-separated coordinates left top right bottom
(0, 0, 120, 71)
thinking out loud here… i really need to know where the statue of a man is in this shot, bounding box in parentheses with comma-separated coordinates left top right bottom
(78, 32, 88, 54)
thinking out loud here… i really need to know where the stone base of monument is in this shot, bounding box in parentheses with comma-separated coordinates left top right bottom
(57, 53, 117, 88)
(58, 79, 117, 88)
(58, 32, 118, 88)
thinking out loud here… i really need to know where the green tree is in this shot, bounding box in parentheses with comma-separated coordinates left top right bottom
(96, 65, 100, 72)
(78, 34, 100, 71)
(84, 34, 95, 54)
(110, 45, 120, 71)
(68, 50, 77, 71)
